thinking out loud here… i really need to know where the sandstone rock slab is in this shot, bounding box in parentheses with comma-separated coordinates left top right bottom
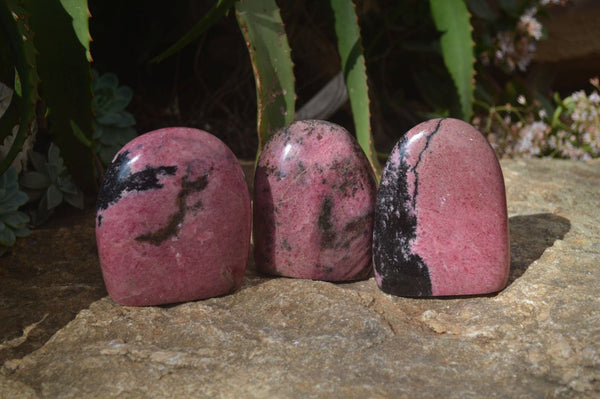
(1, 158, 600, 398)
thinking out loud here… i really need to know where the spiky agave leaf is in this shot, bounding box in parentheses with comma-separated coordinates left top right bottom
(152, 0, 238, 63)
(22, 0, 95, 191)
(0, 0, 39, 176)
(235, 0, 295, 155)
(430, 0, 475, 121)
(329, 0, 381, 178)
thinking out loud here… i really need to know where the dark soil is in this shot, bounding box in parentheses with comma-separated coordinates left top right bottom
(0, 206, 105, 364)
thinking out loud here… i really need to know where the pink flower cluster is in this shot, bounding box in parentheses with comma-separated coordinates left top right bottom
(475, 79, 600, 160)
(487, 0, 570, 72)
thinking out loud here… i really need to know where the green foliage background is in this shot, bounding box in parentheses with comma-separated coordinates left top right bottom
(0, 0, 95, 191)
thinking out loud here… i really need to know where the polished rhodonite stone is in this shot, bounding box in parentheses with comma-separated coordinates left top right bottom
(253, 120, 377, 281)
(373, 118, 510, 296)
(96, 128, 251, 306)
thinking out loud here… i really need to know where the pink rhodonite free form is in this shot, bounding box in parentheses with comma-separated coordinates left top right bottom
(373, 118, 510, 296)
(95, 128, 251, 306)
(253, 120, 377, 281)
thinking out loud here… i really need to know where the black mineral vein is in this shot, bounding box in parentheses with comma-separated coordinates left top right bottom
(318, 196, 336, 249)
(135, 173, 209, 246)
(97, 150, 178, 213)
(409, 117, 444, 209)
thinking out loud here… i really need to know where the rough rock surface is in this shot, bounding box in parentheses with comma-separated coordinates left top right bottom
(1, 158, 600, 398)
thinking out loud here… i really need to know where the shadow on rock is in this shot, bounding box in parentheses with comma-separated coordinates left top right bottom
(508, 213, 571, 284)
(0, 208, 106, 364)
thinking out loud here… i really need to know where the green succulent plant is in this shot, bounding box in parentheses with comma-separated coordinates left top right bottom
(20, 143, 84, 225)
(91, 69, 137, 165)
(0, 167, 30, 255)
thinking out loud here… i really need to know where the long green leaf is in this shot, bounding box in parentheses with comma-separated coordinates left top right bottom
(235, 0, 295, 153)
(0, 14, 15, 88)
(330, 0, 380, 177)
(23, 0, 95, 192)
(59, 0, 92, 62)
(429, 0, 474, 121)
(152, 0, 237, 63)
(0, 0, 39, 175)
